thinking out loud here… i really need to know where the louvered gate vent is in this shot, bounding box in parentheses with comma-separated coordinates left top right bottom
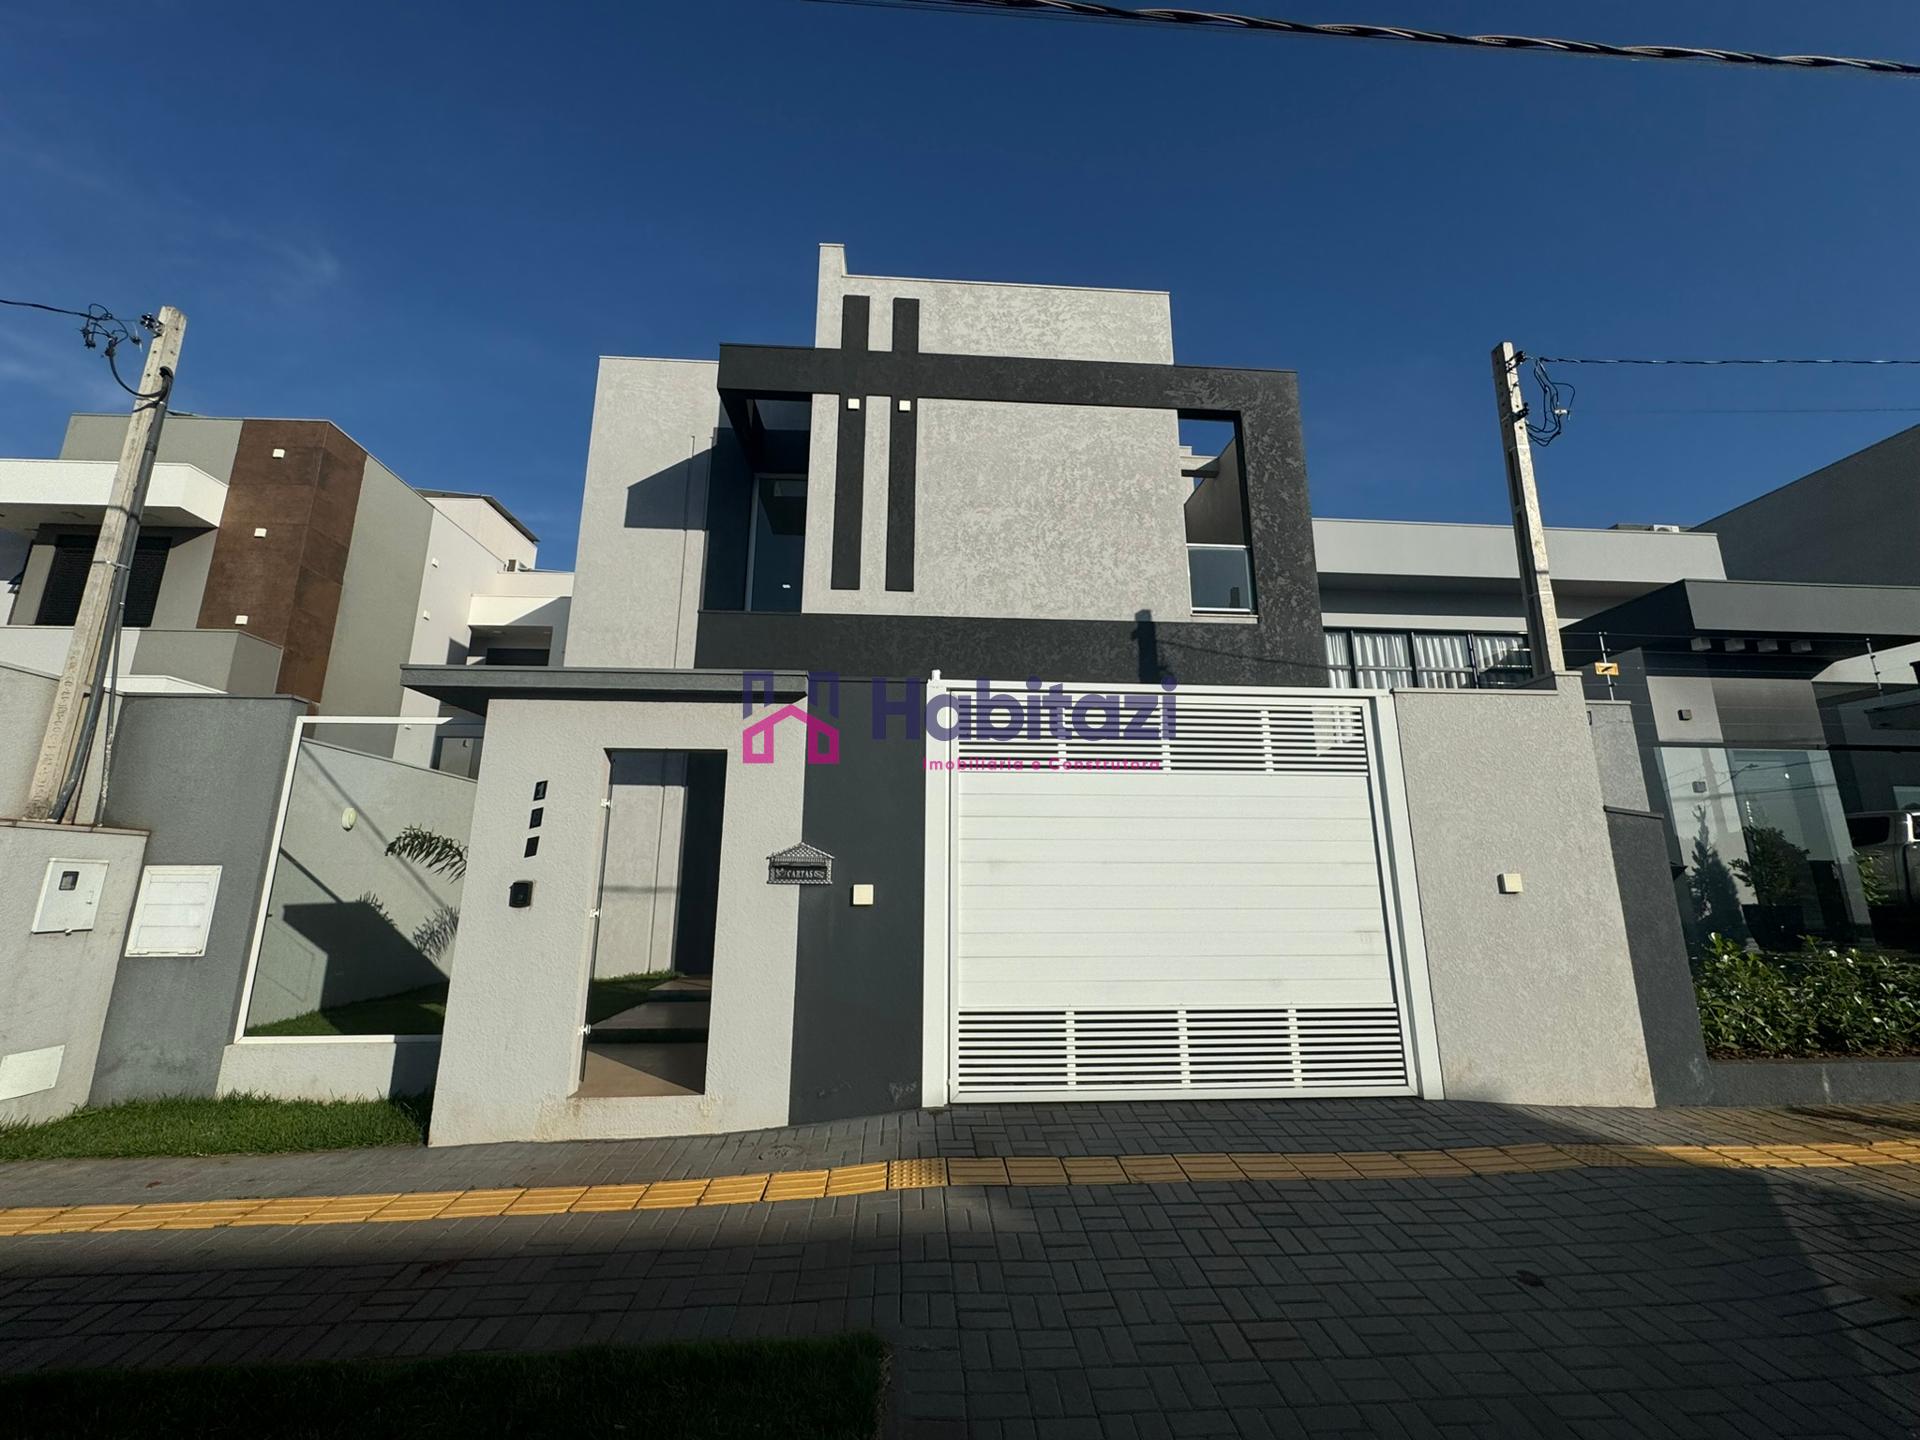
(955, 1007, 1408, 1093)
(953, 693, 1369, 774)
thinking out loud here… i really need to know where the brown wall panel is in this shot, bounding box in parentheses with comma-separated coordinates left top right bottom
(197, 420, 367, 703)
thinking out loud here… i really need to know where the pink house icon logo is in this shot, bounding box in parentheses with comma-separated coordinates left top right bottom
(742, 704, 840, 765)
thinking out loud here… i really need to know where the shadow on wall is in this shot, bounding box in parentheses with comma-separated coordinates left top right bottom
(278, 899, 450, 1010)
(245, 741, 475, 1031)
(625, 446, 714, 532)
(1133, 609, 1162, 684)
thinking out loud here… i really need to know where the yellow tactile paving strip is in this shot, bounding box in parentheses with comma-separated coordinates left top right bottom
(3, 1142, 1918, 1239)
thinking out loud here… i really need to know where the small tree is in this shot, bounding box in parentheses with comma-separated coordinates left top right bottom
(1729, 824, 1808, 907)
(1685, 807, 1748, 947)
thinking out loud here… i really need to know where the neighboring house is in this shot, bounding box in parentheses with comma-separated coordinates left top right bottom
(0, 414, 568, 767)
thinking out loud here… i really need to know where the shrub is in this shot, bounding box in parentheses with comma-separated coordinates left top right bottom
(1693, 934, 1920, 1059)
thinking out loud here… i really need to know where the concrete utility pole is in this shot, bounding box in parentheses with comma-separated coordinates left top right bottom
(25, 307, 186, 821)
(1492, 341, 1565, 682)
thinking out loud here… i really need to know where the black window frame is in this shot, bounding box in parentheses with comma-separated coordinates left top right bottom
(1322, 627, 1532, 690)
(36, 533, 171, 629)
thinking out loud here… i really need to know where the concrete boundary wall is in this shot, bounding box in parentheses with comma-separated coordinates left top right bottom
(1394, 680, 1656, 1106)
(91, 694, 305, 1103)
(429, 696, 805, 1146)
(217, 1037, 441, 1102)
(0, 822, 148, 1126)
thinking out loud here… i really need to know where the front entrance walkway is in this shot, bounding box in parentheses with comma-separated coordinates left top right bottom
(4, 1100, 1919, 1436)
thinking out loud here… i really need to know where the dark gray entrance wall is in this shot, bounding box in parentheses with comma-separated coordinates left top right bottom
(92, 694, 305, 1103)
(1696, 423, 1920, 585)
(1604, 806, 1713, 1105)
(789, 680, 925, 1123)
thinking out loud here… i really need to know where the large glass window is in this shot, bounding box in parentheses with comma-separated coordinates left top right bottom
(1321, 629, 1531, 690)
(746, 476, 806, 612)
(1474, 634, 1534, 686)
(1412, 633, 1474, 689)
(1351, 631, 1414, 689)
(1323, 630, 1354, 689)
(1658, 745, 1871, 952)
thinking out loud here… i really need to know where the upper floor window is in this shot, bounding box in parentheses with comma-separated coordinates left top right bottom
(38, 533, 170, 628)
(1323, 628, 1531, 690)
(1188, 544, 1253, 613)
(746, 476, 806, 613)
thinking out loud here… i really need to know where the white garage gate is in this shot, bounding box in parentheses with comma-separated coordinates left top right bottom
(921, 681, 1439, 1104)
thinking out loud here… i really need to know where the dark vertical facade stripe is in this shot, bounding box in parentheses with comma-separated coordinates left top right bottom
(891, 296, 920, 355)
(790, 681, 924, 1121)
(885, 300, 919, 591)
(830, 295, 872, 590)
(840, 294, 870, 355)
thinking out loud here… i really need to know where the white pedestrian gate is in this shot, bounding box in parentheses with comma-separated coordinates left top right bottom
(923, 682, 1439, 1103)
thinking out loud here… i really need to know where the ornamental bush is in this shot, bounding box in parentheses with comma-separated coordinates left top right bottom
(1693, 935, 1920, 1059)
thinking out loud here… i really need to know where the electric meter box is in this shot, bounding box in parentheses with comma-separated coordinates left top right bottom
(31, 859, 109, 934)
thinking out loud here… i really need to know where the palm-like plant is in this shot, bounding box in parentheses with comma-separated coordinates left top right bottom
(379, 826, 468, 963)
(384, 825, 469, 881)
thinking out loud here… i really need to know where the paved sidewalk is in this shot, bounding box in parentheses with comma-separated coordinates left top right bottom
(4, 1100, 1920, 1437)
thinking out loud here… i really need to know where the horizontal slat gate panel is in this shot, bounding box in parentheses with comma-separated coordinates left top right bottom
(960, 884, 1384, 913)
(954, 1008, 1408, 1093)
(949, 685, 1415, 1100)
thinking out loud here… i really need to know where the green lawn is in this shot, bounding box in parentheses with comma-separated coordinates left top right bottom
(247, 973, 676, 1037)
(0, 1335, 886, 1439)
(0, 1094, 429, 1162)
(248, 982, 450, 1037)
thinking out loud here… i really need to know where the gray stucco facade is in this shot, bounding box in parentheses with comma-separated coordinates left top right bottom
(1697, 424, 1920, 588)
(566, 359, 717, 669)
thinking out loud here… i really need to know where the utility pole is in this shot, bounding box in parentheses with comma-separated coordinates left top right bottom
(1492, 341, 1565, 682)
(25, 307, 185, 821)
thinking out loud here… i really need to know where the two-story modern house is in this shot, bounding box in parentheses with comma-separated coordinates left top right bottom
(364, 245, 1762, 1146)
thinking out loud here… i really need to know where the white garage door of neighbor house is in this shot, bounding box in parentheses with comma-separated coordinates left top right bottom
(945, 685, 1435, 1101)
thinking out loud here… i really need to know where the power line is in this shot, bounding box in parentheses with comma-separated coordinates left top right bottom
(801, 0, 1920, 79)
(0, 296, 169, 402)
(1535, 356, 1920, 367)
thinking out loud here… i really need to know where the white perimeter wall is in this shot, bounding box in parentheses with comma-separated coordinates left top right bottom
(430, 697, 805, 1146)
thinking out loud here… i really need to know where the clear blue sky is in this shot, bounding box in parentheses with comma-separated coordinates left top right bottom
(4, 2, 1918, 568)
